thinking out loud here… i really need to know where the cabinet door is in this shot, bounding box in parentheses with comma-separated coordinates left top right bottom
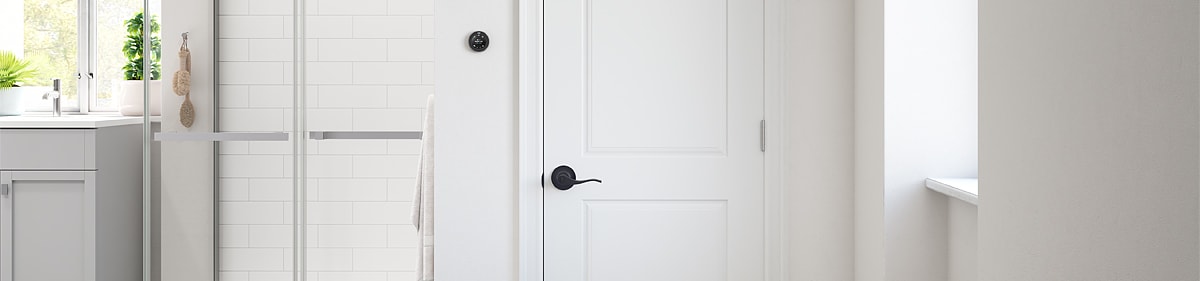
(1, 171, 96, 281)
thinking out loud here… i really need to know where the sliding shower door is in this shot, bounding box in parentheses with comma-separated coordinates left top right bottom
(152, 0, 430, 279)
(300, 0, 433, 278)
(154, 0, 303, 279)
(209, 1, 306, 280)
(147, 1, 300, 281)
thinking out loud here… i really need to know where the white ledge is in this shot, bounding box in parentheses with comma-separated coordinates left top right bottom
(925, 178, 978, 205)
(0, 115, 147, 128)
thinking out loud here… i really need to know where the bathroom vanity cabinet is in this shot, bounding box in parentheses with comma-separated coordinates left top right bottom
(0, 119, 142, 281)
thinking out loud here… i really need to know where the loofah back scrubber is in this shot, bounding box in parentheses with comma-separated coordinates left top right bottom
(173, 46, 191, 96)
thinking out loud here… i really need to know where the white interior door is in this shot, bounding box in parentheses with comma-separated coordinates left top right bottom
(542, 0, 765, 279)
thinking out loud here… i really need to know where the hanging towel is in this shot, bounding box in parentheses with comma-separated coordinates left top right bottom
(411, 96, 435, 281)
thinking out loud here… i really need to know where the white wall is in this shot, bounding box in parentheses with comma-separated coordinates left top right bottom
(948, 200, 977, 281)
(883, 0, 979, 280)
(978, 0, 1199, 280)
(857, 0, 980, 280)
(783, 0, 856, 279)
(0, 1, 22, 55)
(855, 0, 887, 279)
(433, 1, 518, 281)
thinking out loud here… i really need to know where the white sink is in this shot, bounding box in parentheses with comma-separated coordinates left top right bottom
(0, 115, 146, 128)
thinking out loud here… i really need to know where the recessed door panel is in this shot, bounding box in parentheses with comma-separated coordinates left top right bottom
(585, 0, 728, 155)
(584, 201, 728, 281)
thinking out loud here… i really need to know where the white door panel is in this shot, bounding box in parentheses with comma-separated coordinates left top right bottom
(584, 0, 729, 155)
(584, 201, 728, 281)
(543, 0, 765, 278)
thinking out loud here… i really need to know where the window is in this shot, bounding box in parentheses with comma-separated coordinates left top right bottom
(5, 0, 155, 113)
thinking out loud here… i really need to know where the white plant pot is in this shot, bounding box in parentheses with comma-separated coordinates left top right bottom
(115, 80, 162, 116)
(0, 87, 27, 116)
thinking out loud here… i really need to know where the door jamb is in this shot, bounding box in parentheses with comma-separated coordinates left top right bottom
(516, 0, 786, 279)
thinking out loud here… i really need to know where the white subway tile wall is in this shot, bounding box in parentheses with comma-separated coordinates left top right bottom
(219, 0, 432, 278)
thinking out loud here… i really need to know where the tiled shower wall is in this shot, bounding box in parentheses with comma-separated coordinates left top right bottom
(215, 0, 433, 279)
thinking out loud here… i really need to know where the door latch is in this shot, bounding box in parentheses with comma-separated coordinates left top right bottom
(2, 184, 9, 197)
(760, 120, 766, 152)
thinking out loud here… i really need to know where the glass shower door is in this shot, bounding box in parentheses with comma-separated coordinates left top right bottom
(150, 0, 431, 278)
(153, 0, 303, 279)
(207, 3, 306, 280)
(300, 0, 433, 277)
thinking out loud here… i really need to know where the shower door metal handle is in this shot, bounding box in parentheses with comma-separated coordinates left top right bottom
(308, 131, 423, 140)
(153, 132, 291, 142)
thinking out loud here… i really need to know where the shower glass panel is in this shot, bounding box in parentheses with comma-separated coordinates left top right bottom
(153, 0, 300, 279)
(301, 0, 431, 277)
(211, 0, 304, 280)
(149, 0, 429, 279)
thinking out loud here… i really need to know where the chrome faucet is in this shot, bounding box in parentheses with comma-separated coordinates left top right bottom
(41, 79, 61, 117)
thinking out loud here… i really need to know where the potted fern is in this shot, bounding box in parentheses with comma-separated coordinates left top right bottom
(0, 51, 38, 116)
(115, 11, 162, 116)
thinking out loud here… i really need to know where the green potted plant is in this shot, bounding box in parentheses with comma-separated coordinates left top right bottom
(0, 51, 39, 116)
(114, 11, 162, 116)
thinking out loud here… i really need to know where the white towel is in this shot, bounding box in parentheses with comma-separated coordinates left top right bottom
(411, 96, 435, 281)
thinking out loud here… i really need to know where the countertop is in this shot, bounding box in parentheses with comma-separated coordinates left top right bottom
(925, 178, 978, 205)
(0, 115, 161, 128)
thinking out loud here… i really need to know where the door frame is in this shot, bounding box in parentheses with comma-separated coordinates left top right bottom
(515, 0, 787, 279)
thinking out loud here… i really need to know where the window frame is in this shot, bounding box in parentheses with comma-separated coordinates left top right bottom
(24, 0, 121, 114)
(81, 0, 94, 113)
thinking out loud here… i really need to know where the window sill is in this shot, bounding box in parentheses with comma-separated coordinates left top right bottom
(925, 178, 978, 205)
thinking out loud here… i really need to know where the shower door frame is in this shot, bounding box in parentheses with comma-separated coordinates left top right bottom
(208, 0, 310, 278)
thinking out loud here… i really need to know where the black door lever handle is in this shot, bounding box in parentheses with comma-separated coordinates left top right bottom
(550, 165, 602, 190)
(570, 178, 602, 185)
